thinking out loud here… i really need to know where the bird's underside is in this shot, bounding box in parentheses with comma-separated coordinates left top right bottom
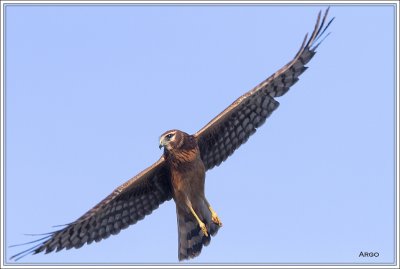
(11, 8, 334, 262)
(160, 129, 223, 260)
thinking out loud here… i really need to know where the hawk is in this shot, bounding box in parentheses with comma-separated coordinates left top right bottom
(11, 8, 333, 261)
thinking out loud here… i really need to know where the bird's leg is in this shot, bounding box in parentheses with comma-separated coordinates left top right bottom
(205, 201, 223, 227)
(186, 199, 208, 237)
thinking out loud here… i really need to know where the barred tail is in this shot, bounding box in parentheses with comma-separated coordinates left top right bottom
(176, 201, 220, 261)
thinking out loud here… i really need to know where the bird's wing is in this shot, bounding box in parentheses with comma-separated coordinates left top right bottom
(11, 157, 172, 260)
(194, 8, 333, 171)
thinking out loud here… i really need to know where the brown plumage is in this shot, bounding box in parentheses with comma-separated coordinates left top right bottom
(160, 130, 220, 260)
(11, 9, 334, 261)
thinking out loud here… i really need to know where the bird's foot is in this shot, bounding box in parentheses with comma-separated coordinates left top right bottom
(199, 222, 209, 237)
(208, 206, 223, 226)
(211, 213, 223, 227)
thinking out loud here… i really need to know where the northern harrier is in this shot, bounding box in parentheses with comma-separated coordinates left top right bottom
(11, 8, 333, 261)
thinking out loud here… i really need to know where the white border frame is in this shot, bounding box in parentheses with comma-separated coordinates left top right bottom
(0, 1, 398, 268)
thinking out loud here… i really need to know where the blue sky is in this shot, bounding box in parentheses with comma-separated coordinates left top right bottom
(3, 3, 396, 265)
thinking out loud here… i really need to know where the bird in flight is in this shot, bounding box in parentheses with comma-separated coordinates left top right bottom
(11, 8, 334, 261)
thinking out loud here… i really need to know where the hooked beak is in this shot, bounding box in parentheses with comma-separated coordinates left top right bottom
(159, 137, 166, 150)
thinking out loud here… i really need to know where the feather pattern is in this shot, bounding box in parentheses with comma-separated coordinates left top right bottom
(10, 157, 172, 261)
(176, 202, 219, 260)
(195, 8, 334, 170)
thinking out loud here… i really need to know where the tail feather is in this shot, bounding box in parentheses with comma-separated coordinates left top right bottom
(176, 203, 220, 261)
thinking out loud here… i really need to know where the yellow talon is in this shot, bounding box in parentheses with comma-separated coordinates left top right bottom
(187, 201, 209, 237)
(211, 214, 223, 227)
(199, 222, 209, 237)
(209, 206, 223, 226)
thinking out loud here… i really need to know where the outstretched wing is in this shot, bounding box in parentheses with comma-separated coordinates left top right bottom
(11, 157, 172, 261)
(195, 8, 333, 170)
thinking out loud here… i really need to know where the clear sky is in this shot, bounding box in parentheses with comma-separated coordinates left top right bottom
(3, 2, 396, 265)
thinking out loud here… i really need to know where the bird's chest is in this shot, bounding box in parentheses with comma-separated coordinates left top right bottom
(170, 156, 206, 197)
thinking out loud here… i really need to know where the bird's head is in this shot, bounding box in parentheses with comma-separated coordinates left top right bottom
(159, 129, 187, 151)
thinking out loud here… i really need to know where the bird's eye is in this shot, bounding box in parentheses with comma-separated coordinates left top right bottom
(166, 133, 174, 139)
